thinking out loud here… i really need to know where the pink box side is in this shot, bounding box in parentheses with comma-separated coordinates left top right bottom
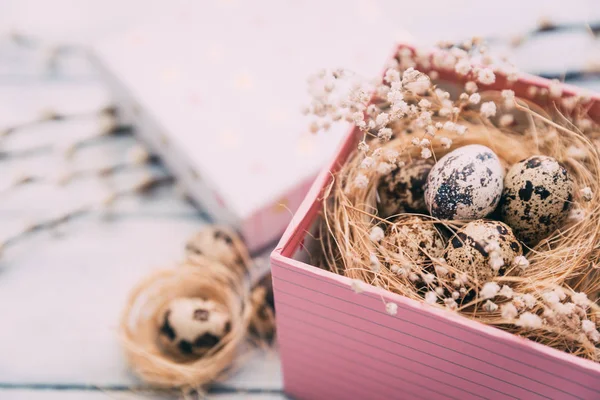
(271, 44, 600, 400)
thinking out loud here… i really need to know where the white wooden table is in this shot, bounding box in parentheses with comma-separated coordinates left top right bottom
(0, 1, 598, 399)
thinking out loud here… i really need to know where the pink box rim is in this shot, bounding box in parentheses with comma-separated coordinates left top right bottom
(272, 43, 600, 376)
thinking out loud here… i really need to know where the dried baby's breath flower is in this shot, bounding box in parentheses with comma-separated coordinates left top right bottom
(409, 272, 420, 282)
(420, 148, 432, 159)
(419, 138, 431, 148)
(569, 208, 586, 222)
(435, 287, 445, 296)
(571, 292, 590, 308)
(444, 298, 458, 310)
(562, 96, 579, 110)
(576, 118, 593, 132)
(477, 68, 496, 85)
(501, 89, 515, 108)
(375, 113, 390, 127)
(455, 125, 467, 135)
(526, 86, 538, 98)
(425, 291, 437, 305)
(422, 273, 436, 285)
(516, 312, 542, 329)
(549, 79, 563, 98)
(360, 157, 375, 169)
(553, 287, 567, 301)
(378, 127, 393, 141)
(542, 291, 561, 305)
(353, 173, 369, 189)
(483, 300, 498, 312)
(512, 255, 529, 270)
(452, 291, 460, 300)
(499, 114, 514, 127)
(581, 320, 600, 342)
(402, 67, 431, 94)
(369, 226, 385, 242)
(553, 302, 576, 315)
(416, 111, 432, 127)
(425, 125, 436, 137)
(384, 68, 401, 83)
(501, 303, 518, 320)
(385, 302, 398, 315)
(369, 252, 381, 272)
(521, 294, 536, 309)
(351, 279, 364, 293)
(358, 140, 369, 152)
(469, 93, 481, 105)
(459, 93, 469, 101)
(499, 285, 514, 299)
(481, 282, 500, 299)
(387, 89, 404, 104)
(455, 59, 471, 76)
(581, 187, 593, 201)
(465, 81, 478, 94)
(418, 99, 432, 109)
(489, 256, 504, 271)
(480, 101, 497, 118)
(384, 149, 399, 163)
(443, 121, 455, 131)
(439, 137, 453, 149)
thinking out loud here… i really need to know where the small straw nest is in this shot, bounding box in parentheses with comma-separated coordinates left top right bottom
(120, 257, 253, 389)
(319, 90, 600, 361)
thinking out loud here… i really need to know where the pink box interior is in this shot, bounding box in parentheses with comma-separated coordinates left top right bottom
(271, 45, 600, 400)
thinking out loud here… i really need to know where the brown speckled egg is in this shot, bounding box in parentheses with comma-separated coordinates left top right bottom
(185, 226, 247, 275)
(383, 216, 445, 266)
(500, 156, 573, 246)
(425, 145, 504, 220)
(445, 220, 522, 283)
(158, 297, 231, 357)
(378, 159, 434, 217)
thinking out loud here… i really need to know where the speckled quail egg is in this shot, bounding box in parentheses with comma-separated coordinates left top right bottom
(185, 226, 247, 274)
(382, 216, 446, 267)
(158, 297, 231, 357)
(248, 274, 276, 342)
(425, 144, 504, 220)
(444, 220, 522, 283)
(378, 158, 434, 217)
(500, 156, 574, 246)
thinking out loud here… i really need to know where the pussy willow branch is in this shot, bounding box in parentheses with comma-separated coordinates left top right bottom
(1, 174, 175, 251)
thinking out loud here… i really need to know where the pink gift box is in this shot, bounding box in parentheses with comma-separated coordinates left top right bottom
(271, 45, 600, 400)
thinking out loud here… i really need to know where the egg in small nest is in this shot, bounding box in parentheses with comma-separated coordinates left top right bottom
(185, 226, 247, 274)
(378, 158, 434, 217)
(444, 220, 522, 283)
(500, 156, 574, 246)
(158, 297, 231, 358)
(382, 216, 445, 267)
(425, 144, 504, 220)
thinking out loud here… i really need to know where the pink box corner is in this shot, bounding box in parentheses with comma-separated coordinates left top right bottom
(270, 44, 600, 400)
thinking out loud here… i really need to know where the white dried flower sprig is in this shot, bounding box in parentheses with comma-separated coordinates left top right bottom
(480, 282, 500, 299)
(580, 187, 593, 202)
(516, 312, 543, 329)
(369, 226, 385, 242)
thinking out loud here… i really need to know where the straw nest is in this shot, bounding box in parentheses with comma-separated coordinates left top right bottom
(319, 90, 600, 361)
(120, 225, 275, 390)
